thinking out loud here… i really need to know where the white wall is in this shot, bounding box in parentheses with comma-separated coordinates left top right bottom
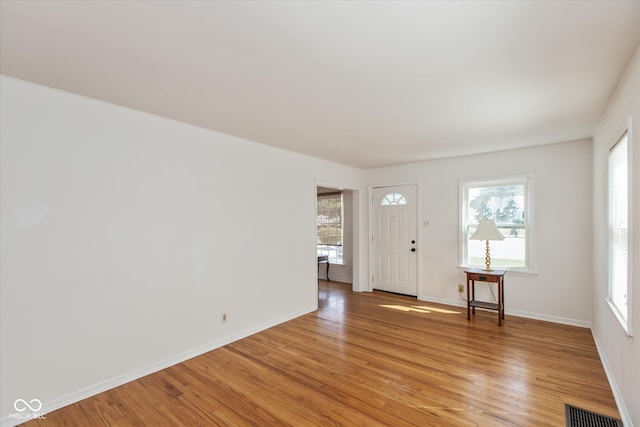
(592, 46, 640, 427)
(366, 139, 594, 326)
(0, 76, 365, 424)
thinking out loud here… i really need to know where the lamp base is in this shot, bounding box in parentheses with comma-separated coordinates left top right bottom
(484, 240, 492, 271)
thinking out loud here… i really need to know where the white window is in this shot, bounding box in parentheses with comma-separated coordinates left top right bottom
(380, 192, 408, 206)
(317, 193, 343, 264)
(460, 175, 534, 272)
(608, 125, 633, 336)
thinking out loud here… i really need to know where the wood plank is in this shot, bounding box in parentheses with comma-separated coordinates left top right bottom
(25, 281, 619, 426)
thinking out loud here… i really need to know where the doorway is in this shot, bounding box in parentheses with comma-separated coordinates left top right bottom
(371, 184, 418, 296)
(316, 185, 359, 289)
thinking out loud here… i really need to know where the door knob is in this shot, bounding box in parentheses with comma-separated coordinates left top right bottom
(411, 248, 416, 252)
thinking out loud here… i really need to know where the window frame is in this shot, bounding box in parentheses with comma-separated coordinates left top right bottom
(607, 117, 634, 337)
(459, 174, 536, 274)
(317, 192, 344, 265)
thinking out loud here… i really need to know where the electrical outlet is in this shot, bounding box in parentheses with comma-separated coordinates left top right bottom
(458, 284, 464, 293)
(221, 312, 228, 323)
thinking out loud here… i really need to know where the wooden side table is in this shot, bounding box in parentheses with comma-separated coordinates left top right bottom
(465, 268, 506, 326)
(317, 255, 330, 281)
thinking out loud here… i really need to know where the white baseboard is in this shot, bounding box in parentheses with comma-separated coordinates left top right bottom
(418, 295, 468, 309)
(591, 329, 633, 427)
(0, 305, 316, 427)
(505, 308, 592, 328)
(418, 295, 592, 328)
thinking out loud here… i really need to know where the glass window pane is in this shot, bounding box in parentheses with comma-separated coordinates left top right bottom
(317, 194, 343, 264)
(381, 192, 407, 206)
(608, 132, 628, 322)
(464, 181, 527, 269)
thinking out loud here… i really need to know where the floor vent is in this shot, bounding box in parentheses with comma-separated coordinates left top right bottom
(565, 404, 622, 427)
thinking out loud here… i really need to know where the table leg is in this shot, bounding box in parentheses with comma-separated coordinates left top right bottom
(498, 278, 503, 326)
(466, 277, 470, 320)
(501, 278, 505, 320)
(326, 262, 330, 281)
(471, 280, 476, 314)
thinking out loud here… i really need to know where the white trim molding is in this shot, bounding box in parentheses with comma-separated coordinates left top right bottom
(459, 173, 536, 274)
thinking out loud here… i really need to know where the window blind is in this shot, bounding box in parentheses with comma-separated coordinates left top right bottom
(608, 131, 629, 322)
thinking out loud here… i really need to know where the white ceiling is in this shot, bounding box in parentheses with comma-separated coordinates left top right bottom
(1, 1, 639, 169)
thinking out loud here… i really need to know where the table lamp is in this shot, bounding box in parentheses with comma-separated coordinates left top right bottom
(470, 219, 505, 271)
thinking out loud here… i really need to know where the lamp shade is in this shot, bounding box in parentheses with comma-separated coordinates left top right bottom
(470, 219, 505, 241)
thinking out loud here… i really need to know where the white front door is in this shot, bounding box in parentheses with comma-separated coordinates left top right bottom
(372, 185, 417, 296)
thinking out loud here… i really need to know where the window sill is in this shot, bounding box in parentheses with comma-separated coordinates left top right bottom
(457, 265, 538, 278)
(606, 298, 633, 337)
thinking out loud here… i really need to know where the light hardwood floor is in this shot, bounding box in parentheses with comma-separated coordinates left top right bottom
(26, 281, 618, 426)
